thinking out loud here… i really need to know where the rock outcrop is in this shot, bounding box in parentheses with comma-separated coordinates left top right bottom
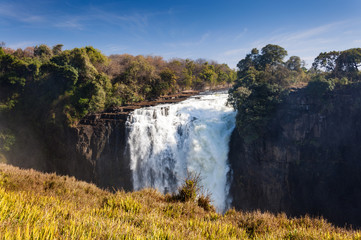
(228, 84, 361, 227)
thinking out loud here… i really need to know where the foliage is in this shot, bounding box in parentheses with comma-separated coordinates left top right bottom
(169, 173, 215, 212)
(229, 45, 304, 142)
(34, 44, 53, 59)
(286, 56, 304, 71)
(230, 45, 361, 144)
(174, 173, 201, 202)
(312, 48, 361, 81)
(1, 43, 235, 128)
(0, 48, 34, 111)
(0, 129, 15, 152)
(230, 83, 287, 143)
(305, 75, 335, 97)
(197, 194, 214, 212)
(0, 163, 359, 239)
(259, 44, 288, 69)
(0, 43, 236, 170)
(52, 44, 63, 55)
(107, 55, 235, 102)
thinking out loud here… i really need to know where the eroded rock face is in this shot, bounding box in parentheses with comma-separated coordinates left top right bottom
(40, 117, 132, 191)
(73, 119, 132, 190)
(228, 85, 361, 227)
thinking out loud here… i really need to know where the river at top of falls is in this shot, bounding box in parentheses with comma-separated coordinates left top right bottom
(125, 91, 236, 212)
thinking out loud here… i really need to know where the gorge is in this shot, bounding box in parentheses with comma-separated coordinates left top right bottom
(2, 44, 361, 228)
(4, 86, 361, 227)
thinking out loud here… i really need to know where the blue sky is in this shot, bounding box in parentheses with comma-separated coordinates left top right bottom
(1, 0, 361, 68)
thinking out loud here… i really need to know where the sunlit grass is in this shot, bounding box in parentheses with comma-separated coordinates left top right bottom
(0, 163, 360, 239)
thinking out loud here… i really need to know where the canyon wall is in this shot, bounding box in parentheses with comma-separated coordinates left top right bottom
(228, 84, 361, 227)
(7, 114, 132, 191)
(63, 115, 132, 190)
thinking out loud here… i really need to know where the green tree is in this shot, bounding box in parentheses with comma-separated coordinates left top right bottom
(305, 75, 335, 97)
(335, 48, 361, 78)
(312, 48, 361, 81)
(0, 49, 32, 110)
(312, 51, 340, 73)
(229, 45, 303, 142)
(52, 44, 64, 55)
(0, 129, 15, 152)
(199, 64, 217, 87)
(34, 44, 53, 59)
(157, 68, 177, 95)
(286, 56, 303, 71)
(237, 48, 260, 73)
(259, 44, 287, 69)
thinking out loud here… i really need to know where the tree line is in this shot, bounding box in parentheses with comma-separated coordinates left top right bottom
(0, 44, 236, 125)
(228, 44, 361, 143)
(0, 43, 236, 158)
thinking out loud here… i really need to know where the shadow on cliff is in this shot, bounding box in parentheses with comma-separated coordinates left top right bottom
(228, 84, 361, 228)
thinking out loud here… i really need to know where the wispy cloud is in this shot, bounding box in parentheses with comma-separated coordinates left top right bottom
(166, 33, 210, 48)
(87, 8, 150, 29)
(54, 18, 84, 30)
(234, 28, 248, 40)
(281, 22, 343, 42)
(0, 1, 169, 33)
(103, 44, 128, 55)
(0, 3, 45, 23)
(221, 20, 359, 68)
(224, 48, 248, 56)
(8, 41, 38, 49)
(251, 21, 349, 50)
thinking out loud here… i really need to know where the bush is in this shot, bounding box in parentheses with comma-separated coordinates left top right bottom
(175, 173, 201, 202)
(170, 173, 215, 212)
(197, 193, 214, 212)
(305, 75, 335, 97)
(0, 129, 15, 152)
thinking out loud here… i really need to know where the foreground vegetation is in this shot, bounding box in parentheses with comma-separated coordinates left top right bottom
(0, 163, 359, 239)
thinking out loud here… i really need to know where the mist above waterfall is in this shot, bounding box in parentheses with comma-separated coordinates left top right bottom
(126, 92, 236, 212)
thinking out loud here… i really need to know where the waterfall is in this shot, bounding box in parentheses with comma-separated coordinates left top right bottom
(126, 92, 236, 212)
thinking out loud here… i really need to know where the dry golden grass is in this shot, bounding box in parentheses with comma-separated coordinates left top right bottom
(0, 163, 360, 239)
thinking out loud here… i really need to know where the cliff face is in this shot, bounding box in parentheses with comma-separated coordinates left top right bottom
(228, 84, 361, 227)
(42, 114, 133, 191)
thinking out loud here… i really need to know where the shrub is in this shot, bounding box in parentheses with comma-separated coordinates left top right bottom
(171, 173, 216, 211)
(175, 173, 201, 202)
(305, 75, 335, 97)
(198, 193, 214, 212)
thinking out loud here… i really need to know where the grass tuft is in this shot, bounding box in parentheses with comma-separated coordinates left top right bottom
(0, 163, 359, 239)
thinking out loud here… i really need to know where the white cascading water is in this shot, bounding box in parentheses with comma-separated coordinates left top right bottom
(126, 92, 236, 212)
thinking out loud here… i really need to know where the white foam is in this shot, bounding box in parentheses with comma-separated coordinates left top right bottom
(126, 92, 236, 212)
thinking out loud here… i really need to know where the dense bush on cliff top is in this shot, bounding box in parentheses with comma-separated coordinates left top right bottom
(0, 163, 359, 239)
(0, 43, 236, 158)
(0, 43, 235, 121)
(228, 44, 361, 143)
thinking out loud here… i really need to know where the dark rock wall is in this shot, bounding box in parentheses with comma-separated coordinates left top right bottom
(228, 85, 361, 227)
(72, 119, 132, 190)
(40, 118, 132, 191)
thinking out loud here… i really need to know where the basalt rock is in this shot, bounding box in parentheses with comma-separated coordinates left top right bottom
(41, 116, 132, 191)
(228, 84, 361, 227)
